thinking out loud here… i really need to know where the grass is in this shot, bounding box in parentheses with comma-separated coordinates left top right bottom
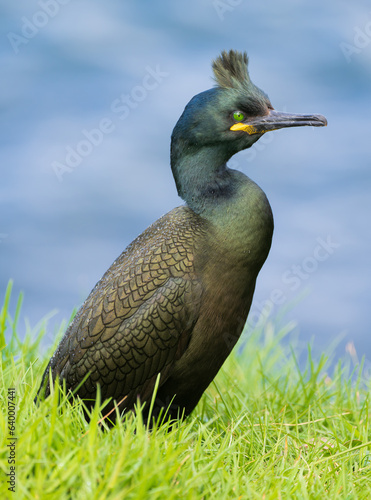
(1, 280, 371, 499)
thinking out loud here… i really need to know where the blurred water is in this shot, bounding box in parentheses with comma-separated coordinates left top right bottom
(1, 0, 371, 363)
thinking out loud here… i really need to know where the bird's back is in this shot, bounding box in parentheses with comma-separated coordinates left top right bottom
(37, 206, 207, 418)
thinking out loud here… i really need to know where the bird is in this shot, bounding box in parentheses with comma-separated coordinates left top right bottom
(36, 50, 327, 425)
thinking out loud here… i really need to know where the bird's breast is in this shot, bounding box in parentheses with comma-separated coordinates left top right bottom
(169, 185, 273, 400)
(201, 179, 274, 274)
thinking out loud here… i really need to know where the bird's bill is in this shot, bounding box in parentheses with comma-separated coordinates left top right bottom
(230, 109, 328, 135)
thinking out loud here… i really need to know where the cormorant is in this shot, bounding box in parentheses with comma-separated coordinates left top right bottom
(36, 50, 327, 424)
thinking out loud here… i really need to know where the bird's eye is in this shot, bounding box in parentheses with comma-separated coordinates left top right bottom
(233, 111, 245, 122)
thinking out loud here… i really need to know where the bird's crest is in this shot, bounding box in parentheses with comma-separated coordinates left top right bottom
(212, 50, 251, 90)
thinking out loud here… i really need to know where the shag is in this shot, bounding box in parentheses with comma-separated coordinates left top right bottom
(37, 50, 327, 423)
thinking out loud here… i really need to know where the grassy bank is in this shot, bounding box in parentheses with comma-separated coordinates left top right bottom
(1, 282, 370, 499)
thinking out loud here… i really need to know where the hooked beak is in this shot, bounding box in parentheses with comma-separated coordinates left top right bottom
(230, 109, 327, 135)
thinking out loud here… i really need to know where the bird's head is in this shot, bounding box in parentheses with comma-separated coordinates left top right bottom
(171, 50, 327, 168)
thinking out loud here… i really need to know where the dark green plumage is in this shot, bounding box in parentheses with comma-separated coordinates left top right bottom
(36, 50, 327, 424)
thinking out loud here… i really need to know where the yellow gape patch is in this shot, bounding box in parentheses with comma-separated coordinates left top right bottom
(230, 122, 265, 135)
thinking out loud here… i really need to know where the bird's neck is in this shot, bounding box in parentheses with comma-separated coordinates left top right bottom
(171, 144, 245, 216)
(171, 143, 273, 275)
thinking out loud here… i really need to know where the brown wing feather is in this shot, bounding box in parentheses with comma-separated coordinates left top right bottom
(37, 207, 206, 416)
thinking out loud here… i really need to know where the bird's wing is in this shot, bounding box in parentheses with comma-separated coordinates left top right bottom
(39, 212, 204, 413)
